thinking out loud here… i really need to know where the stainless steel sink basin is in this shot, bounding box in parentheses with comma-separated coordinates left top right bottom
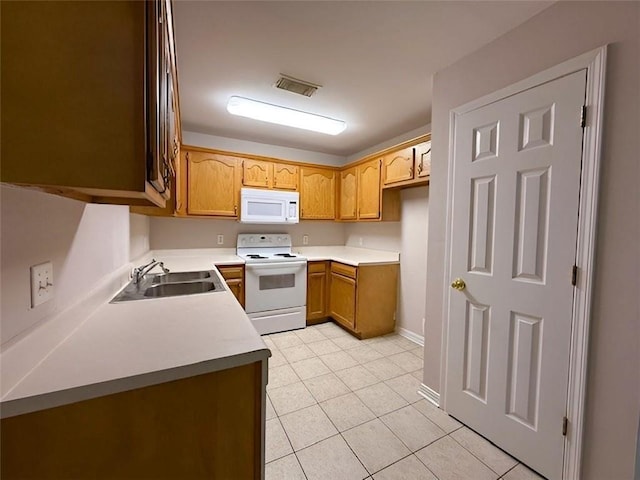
(144, 281, 219, 298)
(152, 271, 211, 284)
(110, 269, 225, 303)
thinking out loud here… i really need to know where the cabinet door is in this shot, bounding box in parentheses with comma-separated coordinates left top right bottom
(414, 141, 431, 178)
(357, 160, 381, 219)
(273, 163, 298, 191)
(329, 272, 357, 330)
(339, 167, 357, 220)
(300, 167, 336, 219)
(382, 147, 414, 185)
(242, 159, 271, 188)
(188, 152, 240, 216)
(217, 265, 245, 308)
(307, 262, 328, 322)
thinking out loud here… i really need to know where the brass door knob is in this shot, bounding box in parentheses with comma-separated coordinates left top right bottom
(451, 278, 466, 291)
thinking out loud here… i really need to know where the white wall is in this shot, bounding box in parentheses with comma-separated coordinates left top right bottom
(0, 185, 150, 346)
(183, 131, 346, 167)
(425, 2, 639, 478)
(150, 217, 345, 250)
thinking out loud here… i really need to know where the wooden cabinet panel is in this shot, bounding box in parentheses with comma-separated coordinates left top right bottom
(242, 160, 298, 191)
(380, 138, 431, 189)
(307, 261, 329, 323)
(273, 163, 298, 190)
(1, 363, 264, 480)
(382, 147, 414, 185)
(300, 167, 336, 219)
(217, 265, 245, 308)
(357, 160, 381, 219)
(1, 1, 181, 208)
(188, 152, 240, 217)
(326, 262, 398, 339)
(415, 141, 431, 178)
(339, 167, 357, 220)
(242, 159, 271, 188)
(329, 271, 357, 330)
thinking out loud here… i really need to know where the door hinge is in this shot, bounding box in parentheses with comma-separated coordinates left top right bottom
(571, 265, 578, 286)
(580, 105, 587, 128)
(562, 416, 568, 436)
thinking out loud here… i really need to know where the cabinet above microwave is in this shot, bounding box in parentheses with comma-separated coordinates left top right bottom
(0, 0, 181, 207)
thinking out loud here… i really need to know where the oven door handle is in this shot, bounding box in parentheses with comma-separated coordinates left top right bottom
(246, 261, 307, 270)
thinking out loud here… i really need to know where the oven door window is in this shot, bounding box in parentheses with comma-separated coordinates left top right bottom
(259, 273, 295, 290)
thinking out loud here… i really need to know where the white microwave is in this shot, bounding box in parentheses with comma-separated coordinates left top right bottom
(240, 188, 300, 224)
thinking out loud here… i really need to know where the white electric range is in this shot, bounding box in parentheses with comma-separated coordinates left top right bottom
(236, 234, 307, 335)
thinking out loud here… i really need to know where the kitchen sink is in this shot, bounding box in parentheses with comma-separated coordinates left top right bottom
(110, 269, 225, 303)
(152, 271, 211, 284)
(144, 281, 220, 298)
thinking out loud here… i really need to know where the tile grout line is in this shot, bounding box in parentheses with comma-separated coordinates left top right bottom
(447, 426, 520, 478)
(264, 325, 437, 478)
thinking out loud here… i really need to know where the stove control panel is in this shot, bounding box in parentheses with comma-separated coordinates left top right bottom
(237, 233, 292, 248)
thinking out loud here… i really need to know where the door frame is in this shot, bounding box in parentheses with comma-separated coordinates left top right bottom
(440, 45, 607, 480)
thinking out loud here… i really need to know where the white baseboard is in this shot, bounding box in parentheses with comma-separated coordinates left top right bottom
(418, 383, 440, 407)
(397, 327, 424, 347)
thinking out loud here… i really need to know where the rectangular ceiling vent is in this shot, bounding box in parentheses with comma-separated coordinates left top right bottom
(275, 75, 321, 97)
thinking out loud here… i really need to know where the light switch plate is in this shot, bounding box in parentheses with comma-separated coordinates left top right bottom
(30, 261, 54, 307)
(303, 235, 309, 245)
(217, 234, 224, 245)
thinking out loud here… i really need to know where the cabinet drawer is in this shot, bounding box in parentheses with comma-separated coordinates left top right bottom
(308, 261, 328, 274)
(330, 262, 357, 279)
(217, 265, 244, 280)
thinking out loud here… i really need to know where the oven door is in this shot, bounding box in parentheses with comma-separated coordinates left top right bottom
(245, 261, 307, 313)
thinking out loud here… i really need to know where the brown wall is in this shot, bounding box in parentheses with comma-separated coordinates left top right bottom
(425, 2, 639, 478)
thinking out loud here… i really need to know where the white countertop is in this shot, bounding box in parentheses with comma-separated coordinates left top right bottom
(296, 246, 400, 266)
(1, 251, 266, 419)
(0, 246, 399, 418)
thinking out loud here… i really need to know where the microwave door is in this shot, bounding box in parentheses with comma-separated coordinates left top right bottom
(243, 198, 286, 223)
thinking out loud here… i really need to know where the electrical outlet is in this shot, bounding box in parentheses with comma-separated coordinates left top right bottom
(358, 237, 363, 246)
(217, 234, 224, 245)
(30, 261, 54, 307)
(303, 235, 309, 245)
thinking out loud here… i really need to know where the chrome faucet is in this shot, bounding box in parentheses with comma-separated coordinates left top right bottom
(132, 259, 169, 284)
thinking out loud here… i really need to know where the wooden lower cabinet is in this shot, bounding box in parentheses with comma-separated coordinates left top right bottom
(307, 261, 329, 324)
(217, 264, 245, 308)
(327, 262, 399, 339)
(1, 362, 265, 479)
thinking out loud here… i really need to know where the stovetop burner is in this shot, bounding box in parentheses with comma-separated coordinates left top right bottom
(246, 254, 267, 259)
(274, 253, 297, 258)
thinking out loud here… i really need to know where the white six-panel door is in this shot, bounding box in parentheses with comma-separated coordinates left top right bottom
(445, 70, 587, 480)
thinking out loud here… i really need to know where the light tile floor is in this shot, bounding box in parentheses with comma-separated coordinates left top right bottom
(264, 322, 546, 480)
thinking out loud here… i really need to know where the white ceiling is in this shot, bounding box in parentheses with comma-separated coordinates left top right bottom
(173, 1, 552, 157)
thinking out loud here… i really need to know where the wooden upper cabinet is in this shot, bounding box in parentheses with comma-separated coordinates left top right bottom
(187, 151, 240, 217)
(381, 139, 431, 188)
(339, 167, 358, 220)
(242, 159, 298, 191)
(357, 160, 381, 219)
(1, 0, 180, 208)
(382, 147, 415, 186)
(242, 159, 271, 188)
(273, 163, 298, 190)
(300, 167, 336, 219)
(415, 141, 431, 178)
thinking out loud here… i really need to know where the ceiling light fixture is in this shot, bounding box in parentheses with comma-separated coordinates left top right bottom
(226, 96, 346, 135)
